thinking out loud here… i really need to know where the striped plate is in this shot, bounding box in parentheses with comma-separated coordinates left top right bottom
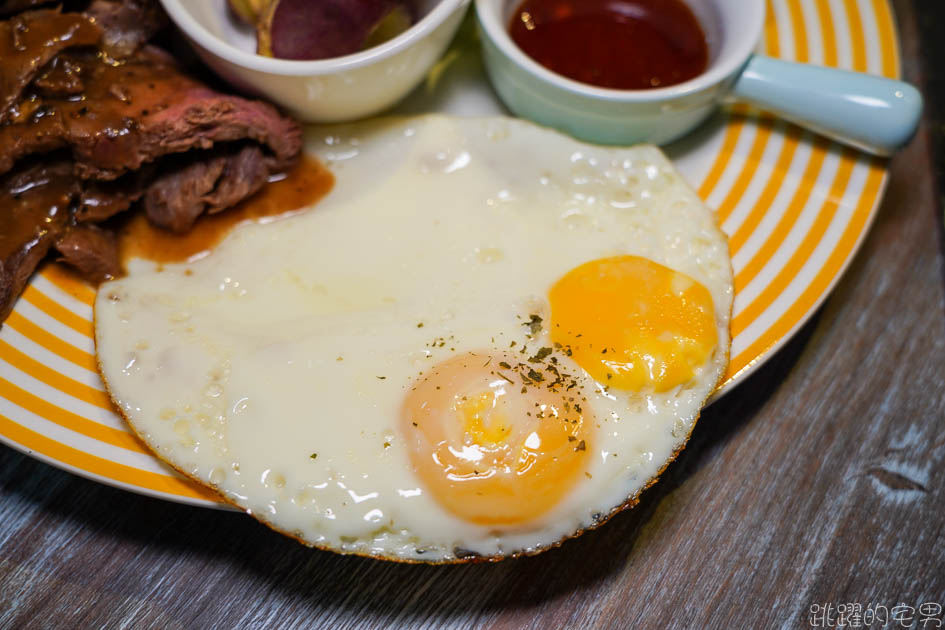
(0, 0, 901, 508)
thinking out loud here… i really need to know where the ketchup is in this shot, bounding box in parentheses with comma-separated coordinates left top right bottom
(509, 0, 709, 90)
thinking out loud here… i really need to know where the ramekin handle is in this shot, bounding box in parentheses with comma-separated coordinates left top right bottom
(730, 55, 922, 156)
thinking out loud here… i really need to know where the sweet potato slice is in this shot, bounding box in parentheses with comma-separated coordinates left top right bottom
(257, 0, 414, 60)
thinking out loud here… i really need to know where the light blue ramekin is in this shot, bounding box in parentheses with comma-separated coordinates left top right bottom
(475, 0, 922, 155)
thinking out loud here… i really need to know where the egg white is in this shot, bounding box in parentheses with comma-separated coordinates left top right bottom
(95, 115, 733, 562)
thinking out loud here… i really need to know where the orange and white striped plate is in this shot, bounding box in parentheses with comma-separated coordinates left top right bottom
(0, 0, 901, 508)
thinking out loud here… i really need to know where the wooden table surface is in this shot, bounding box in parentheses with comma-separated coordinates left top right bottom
(1, 1, 943, 628)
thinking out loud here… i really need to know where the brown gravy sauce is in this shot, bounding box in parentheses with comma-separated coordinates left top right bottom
(0, 165, 73, 261)
(118, 154, 334, 267)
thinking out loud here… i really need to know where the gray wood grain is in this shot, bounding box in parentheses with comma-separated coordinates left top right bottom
(1, 1, 942, 628)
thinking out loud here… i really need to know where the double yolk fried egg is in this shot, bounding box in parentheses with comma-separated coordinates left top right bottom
(95, 115, 733, 562)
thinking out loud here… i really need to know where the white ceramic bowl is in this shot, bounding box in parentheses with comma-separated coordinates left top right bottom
(159, 0, 471, 122)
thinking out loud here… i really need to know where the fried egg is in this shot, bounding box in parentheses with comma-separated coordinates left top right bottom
(95, 115, 733, 562)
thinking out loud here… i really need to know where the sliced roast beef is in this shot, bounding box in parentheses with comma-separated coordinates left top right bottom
(76, 167, 154, 222)
(1, 1, 165, 56)
(144, 144, 269, 232)
(0, 10, 101, 121)
(144, 150, 229, 233)
(85, 0, 167, 58)
(0, 0, 53, 17)
(53, 223, 120, 282)
(0, 47, 301, 179)
(33, 53, 89, 98)
(201, 144, 270, 216)
(0, 159, 76, 322)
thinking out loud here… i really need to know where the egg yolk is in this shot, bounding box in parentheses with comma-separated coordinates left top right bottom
(401, 353, 591, 525)
(549, 255, 717, 392)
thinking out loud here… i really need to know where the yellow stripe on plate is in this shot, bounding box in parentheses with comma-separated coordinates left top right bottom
(871, 0, 899, 78)
(698, 116, 746, 202)
(726, 159, 884, 380)
(732, 147, 856, 337)
(5, 311, 97, 372)
(0, 412, 221, 501)
(765, 0, 782, 58)
(21, 285, 94, 339)
(815, 0, 840, 67)
(734, 138, 829, 293)
(0, 376, 144, 452)
(40, 264, 96, 308)
(787, 0, 810, 63)
(728, 128, 801, 255)
(717, 116, 777, 224)
(842, 0, 869, 72)
(0, 340, 112, 410)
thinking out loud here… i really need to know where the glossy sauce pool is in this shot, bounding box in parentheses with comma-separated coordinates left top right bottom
(509, 0, 709, 90)
(118, 154, 334, 266)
